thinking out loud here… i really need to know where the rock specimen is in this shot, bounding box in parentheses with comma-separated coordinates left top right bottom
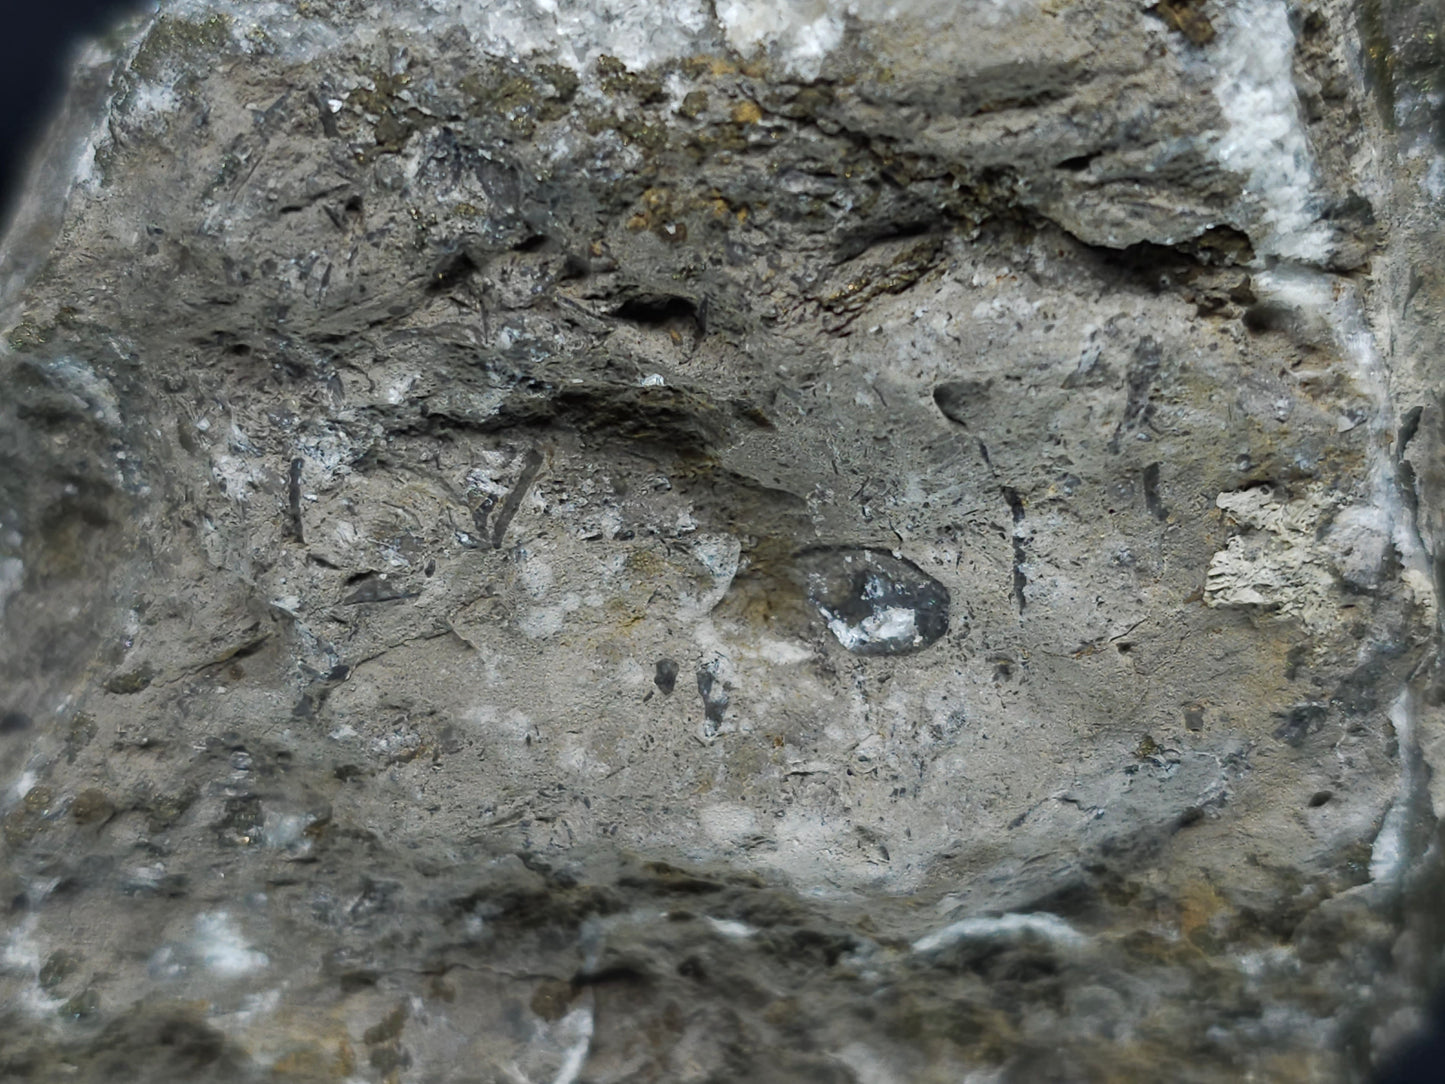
(1, 0, 1443, 1080)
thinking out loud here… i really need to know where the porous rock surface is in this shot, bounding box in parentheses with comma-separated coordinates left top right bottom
(2, 0, 1444, 1080)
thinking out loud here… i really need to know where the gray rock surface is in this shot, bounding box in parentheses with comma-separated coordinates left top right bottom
(1, 0, 1443, 1080)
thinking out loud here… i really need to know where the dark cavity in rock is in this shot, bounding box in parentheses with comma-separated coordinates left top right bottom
(654, 658, 679, 695)
(696, 663, 728, 736)
(795, 547, 950, 656)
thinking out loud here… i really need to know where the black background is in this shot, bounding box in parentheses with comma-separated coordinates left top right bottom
(0, 4, 1443, 1081)
(0, 1, 148, 224)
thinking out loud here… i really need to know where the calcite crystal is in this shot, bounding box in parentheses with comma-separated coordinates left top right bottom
(1, 1, 1443, 1080)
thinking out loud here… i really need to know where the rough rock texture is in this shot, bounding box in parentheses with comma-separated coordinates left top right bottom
(1, 0, 1443, 1080)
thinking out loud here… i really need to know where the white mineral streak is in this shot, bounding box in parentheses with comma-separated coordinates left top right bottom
(1329, 290, 1435, 881)
(549, 1005, 594, 1084)
(157, 0, 952, 80)
(1370, 691, 1417, 884)
(9, 769, 37, 802)
(1207, 0, 1435, 883)
(1208, 0, 1332, 263)
(165, 0, 714, 71)
(912, 912, 1088, 954)
(499, 999, 595, 1084)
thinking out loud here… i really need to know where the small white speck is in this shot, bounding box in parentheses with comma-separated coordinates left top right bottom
(704, 916, 758, 940)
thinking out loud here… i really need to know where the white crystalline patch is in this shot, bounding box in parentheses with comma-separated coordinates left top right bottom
(466, 0, 715, 71)
(192, 912, 269, 977)
(1214, 485, 1337, 535)
(912, 912, 1087, 954)
(713, 0, 843, 78)
(1203, 484, 1388, 632)
(169, 0, 885, 78)
(384, 372, 418, 405)
(124, 81, 181, 123)
(705, 916, 759, 940)
(216, 0, 711, 71)
(1208, 0, 1330, 262)
(715, 0, 921, 79)
(824, 606, 918, 651)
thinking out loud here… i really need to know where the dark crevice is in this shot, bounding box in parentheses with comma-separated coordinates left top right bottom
(1108, 338, 1162, 453)
(932, 380, 991, 428)
(276, 184, 350, 216)
(1398, 404, 1424, 459)
(696, 665, 729, 736)
(834, 218, 940, 263)
(1143, 462, 1167, 520)
(1002, 486, 1028, 612)
(462, 381, 738, 457)
(425, 249, 479, 295)
(1067, 225, 1258, 311)
(287, 458, 305, 543)
(572, 965, 652, 988)
(490, 449, 544, 550)
(609, 293, 700, 331)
